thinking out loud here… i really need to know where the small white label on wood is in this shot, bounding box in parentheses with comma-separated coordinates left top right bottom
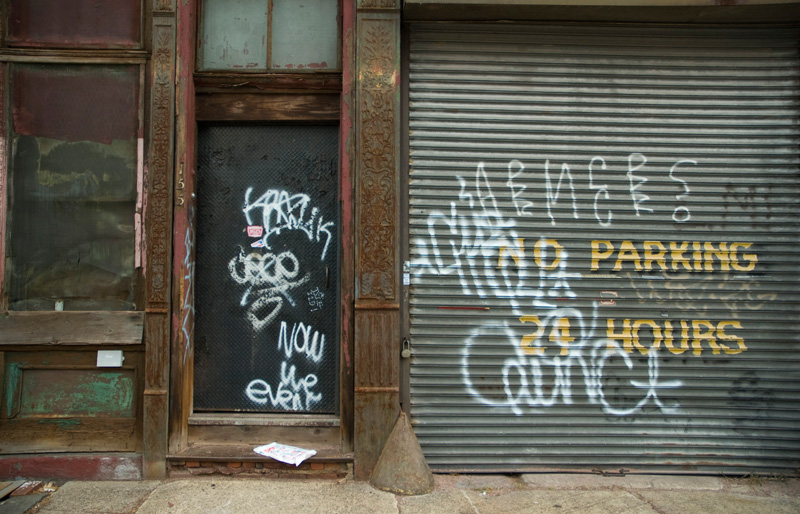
(97, 350, 124, 367)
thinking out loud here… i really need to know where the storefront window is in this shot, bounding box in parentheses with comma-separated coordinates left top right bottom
(198, 0, 339, 71)
(6, 63, 140, 311)
(7, 0, 141, 48)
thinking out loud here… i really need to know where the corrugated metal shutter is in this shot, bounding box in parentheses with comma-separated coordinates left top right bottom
(407, 23, 800, 473)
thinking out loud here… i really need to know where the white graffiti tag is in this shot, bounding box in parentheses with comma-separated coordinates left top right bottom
(182, 205, 195, 364)
(245, 360, 322, 411)
(243, 188, 335, 260)
(276, 320, 325, 364)
(228, 249, 310, 331)
(414, 160, 683, 418)
(307, 287, 324, 312)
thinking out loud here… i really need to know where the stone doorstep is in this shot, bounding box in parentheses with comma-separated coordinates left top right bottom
(168, 462, 350, 480)
(174, 461, 345, 471)
(167, 444, 353, 464)
(167, 446, 352, 479)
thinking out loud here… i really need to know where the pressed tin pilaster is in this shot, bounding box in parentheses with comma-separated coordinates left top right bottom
(353, 0, 402, 479)
(358, 0, 399, 9)
(144, 10, 176, 479)
(356, 13, 400, 301)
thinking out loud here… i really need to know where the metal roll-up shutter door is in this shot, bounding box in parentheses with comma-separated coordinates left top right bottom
(407, 23, 800, 473)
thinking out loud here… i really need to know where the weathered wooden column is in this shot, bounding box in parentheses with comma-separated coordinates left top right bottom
(353, 0, 402, 480)
(143, 0, 176, 479)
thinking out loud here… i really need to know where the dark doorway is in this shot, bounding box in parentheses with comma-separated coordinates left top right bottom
(194, 124, 339, 413)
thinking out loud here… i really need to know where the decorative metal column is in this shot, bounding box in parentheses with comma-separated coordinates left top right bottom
(144, 0, 176, 480)
(353, 0, 402, 480)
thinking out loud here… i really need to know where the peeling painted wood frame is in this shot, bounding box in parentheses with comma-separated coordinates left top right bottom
(1, 350, 145, 454)
(0, 55, 147, 307)
(0, 312, 144, 345)
(169, 0, 198, 459)
(168, 0, 357, 459)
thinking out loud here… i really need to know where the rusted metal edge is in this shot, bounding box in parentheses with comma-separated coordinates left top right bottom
(355, 386, 400, 393)
(0, 481, 25, 500)
(354, 303, 400, 310)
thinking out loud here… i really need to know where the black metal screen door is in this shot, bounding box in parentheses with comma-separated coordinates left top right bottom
(194, 125, 339, 413)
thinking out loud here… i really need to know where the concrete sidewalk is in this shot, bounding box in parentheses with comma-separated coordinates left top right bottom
(15, 473, 800, 514)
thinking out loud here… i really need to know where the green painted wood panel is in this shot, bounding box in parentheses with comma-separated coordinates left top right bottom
(12, 368, 135, 418)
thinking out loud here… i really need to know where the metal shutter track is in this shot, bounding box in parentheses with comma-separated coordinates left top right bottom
(408, 23, 800, 473)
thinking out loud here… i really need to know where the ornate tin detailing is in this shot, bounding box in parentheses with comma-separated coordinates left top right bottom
(154, 0, 174, 13)
(146, 24, 175, 306)
(358, 0, 398, 9)
(357, 19, 398, 301)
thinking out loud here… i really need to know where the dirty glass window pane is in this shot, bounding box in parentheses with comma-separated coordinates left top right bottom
(198, 0, 268, 71)
(271, 0, 338, 70)
(7, 64, 139, 311)
(7, 0, 141, 48)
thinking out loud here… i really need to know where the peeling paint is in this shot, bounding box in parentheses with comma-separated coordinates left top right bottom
(17, 370, 135, 418)
(37, 419, 81, 429)
(0, 455, 143, 481)
(136, 137, 144, 268)
(340, 0, 355, 374)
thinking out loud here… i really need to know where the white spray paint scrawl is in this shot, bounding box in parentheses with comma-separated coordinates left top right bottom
(243, 187, 335, 260)
(228, 249, 310, 331)
(245, 360, 322, 411)
(230, 187, 336, 332)
(232, 187, 335, 411)
(413, 159, 685, 418)
(246, 321, 327, 410)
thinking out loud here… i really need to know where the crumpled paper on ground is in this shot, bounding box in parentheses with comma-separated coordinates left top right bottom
(253, 442, 317, 466)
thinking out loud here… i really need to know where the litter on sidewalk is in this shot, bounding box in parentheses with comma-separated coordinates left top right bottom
(253, 442, 317, 466)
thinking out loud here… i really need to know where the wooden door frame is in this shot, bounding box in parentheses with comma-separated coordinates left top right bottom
(168, 0, 355, 458)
